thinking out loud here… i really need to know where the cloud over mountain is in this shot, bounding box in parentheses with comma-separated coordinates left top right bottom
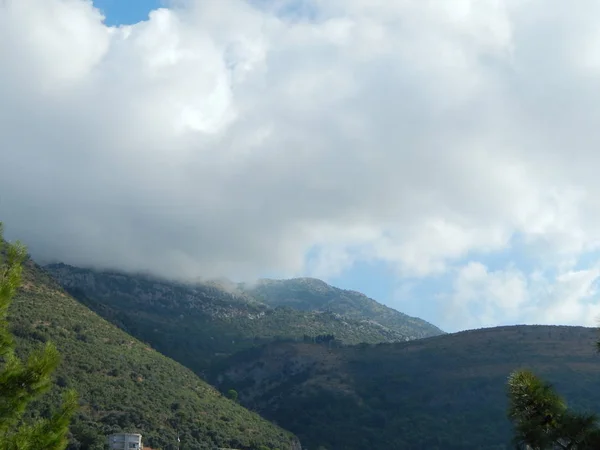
(2, 0, 600, 330)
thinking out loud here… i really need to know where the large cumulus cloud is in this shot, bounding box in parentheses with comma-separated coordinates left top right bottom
(3, 0, 600, 329)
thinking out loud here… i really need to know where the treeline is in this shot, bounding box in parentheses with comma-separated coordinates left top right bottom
(302, 334, 338, 345)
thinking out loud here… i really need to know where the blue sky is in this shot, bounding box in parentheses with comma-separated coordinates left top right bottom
(4, 0, 600, 333)
(93, 0, 163, 25)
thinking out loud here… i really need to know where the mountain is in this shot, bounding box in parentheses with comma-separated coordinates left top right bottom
(241, 277, 443, 339)
(45, 264, 441, 374)
(208, 325, 600, 450)
(9, 259, 301, 450)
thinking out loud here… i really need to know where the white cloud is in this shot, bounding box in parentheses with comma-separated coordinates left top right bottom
(4, 0, 600, 329)
(531, 267, 600, 325)
(439, 262, 600, 331)
(442, 262, 529, 330)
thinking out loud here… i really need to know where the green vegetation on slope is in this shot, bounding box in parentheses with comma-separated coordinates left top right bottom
(209, 325, 600, 450)
(46, 264, 429, 374)
(242, 277, 443, 339)
(1, 227, 77, 450)
(9, 260, 299, 450)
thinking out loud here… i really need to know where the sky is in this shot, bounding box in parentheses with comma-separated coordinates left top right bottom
(2, 0, 600, 333)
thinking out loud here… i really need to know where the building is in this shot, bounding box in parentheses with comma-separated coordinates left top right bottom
(107, 433, 143, 450)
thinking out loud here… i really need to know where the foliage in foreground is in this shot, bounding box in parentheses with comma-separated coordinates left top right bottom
(506, 322, 600, 450)
(507, 369, 600, 449)
(0, 223, 77, 450)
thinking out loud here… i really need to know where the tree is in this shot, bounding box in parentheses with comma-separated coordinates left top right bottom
(507, 369, 567, 449)
(227, 389, 239, 402)
(505, 321, 600, 449)
(0, 223, 77, 449)
(507, 370, 600, 449)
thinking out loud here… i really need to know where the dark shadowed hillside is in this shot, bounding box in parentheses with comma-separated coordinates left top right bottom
(9, 259, 300, 450)
(45, 264, 441, 374)
(209, 325, 600, 450)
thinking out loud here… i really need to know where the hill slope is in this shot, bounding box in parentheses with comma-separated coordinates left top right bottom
(241, 277, 443, 339)
(45, 264, 438, 373)
(209, 325, 600, 450)
(9, 259, 300, 450)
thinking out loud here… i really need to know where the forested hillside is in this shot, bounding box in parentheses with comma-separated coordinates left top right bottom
(46, 264, 439, 374)
(9, 259, 300, 450)
(210, 325, 600, 450)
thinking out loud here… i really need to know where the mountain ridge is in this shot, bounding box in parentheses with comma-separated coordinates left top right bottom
(241, 277, 443, 338)
(9, 258, 301, 450)
(11, 259, 600, 449)
(45, 263, 443, 374)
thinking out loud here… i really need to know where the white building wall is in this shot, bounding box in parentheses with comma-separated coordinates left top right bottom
(107, 433, 143, 450)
